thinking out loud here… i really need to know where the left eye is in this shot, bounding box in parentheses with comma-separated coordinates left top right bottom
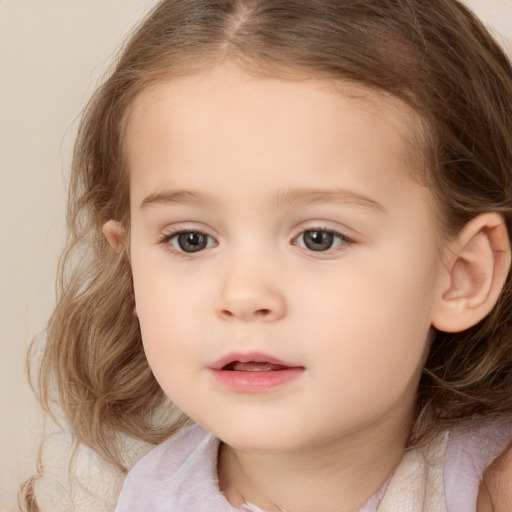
(168, 231, 216, 253)
(294, 229, 347, 252)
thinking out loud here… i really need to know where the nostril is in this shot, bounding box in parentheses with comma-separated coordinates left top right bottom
(219, 308, 271, 319)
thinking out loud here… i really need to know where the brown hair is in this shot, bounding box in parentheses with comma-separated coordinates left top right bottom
(21, 0, 512, 507)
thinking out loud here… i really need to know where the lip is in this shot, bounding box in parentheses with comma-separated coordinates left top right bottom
(209, 352, 300, 370)
(208, 352, 305, 393)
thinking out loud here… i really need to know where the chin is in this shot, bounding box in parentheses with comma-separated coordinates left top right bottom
(204, 420, 308, 453)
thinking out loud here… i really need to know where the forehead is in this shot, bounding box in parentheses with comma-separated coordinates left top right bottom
(123, 64, 427, 209)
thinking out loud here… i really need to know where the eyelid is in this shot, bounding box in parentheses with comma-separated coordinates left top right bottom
(158, 221, 218, 241)
(291, 221, 356, 242)
(158, 225, 218, 256)
(156, 222, 355, 257)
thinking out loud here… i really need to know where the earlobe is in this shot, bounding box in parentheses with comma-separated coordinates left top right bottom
(432, 213, 511, 333)
(102, 220, 127, 254)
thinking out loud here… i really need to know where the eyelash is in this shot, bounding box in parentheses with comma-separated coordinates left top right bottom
(293, 227, 353, 254)
(159, 229, 217, 257)
(158, 226, 354, 257)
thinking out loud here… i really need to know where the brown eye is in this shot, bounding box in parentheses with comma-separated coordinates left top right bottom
(295, 230, 346, 252)
(170, 231, 215, 253)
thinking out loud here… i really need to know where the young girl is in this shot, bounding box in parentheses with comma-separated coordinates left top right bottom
(21, 0, 512, 511)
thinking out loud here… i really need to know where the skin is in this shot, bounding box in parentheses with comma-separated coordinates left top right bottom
(104, 64, 511, 512)
(479, 447, 512, 512)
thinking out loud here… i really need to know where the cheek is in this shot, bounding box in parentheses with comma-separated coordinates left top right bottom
(130, 253, 209, 387)
(305, 246, 437, 390)
(135, 292, 204, 408)
(131, 239, 208, 327)
(135, 282, 203, 356)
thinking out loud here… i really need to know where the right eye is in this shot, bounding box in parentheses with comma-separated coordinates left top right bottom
(167, 231, 216, 253)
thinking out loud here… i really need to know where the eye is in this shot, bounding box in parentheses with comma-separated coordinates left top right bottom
(294, 229, 349, 252)
(167, 231, 216, 253)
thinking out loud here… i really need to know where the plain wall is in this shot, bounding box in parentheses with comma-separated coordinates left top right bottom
(1, 1, 510, 510)
(0, 2, 159, 509)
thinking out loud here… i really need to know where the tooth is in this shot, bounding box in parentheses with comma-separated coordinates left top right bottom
(231, 361, 287, 372)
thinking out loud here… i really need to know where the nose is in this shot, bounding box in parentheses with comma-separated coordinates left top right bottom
(214, 261, 287, 322)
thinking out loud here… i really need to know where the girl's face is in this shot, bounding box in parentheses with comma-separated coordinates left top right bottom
(123, 64, 446, 453)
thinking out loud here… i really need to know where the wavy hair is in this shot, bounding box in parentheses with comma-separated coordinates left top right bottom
(21, 0, 512, 508)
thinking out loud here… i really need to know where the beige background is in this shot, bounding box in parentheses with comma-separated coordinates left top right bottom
(1, 1, 511, 510)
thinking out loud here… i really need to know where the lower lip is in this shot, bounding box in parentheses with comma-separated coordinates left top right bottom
(210, 368, 304, 392)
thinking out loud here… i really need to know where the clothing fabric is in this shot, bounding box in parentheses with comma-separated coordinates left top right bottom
(32, 418, 152, 512)
(115, 418, 512, 512)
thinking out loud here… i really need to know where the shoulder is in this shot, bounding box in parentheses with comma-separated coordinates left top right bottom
(33, 422, 151, 512)
(443, 417, 512, 512)
(121, 422, 214, 481)
(478, 444, 512, 512)
(116, 423, 226, 511)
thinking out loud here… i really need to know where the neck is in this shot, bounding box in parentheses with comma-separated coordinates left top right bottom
(218, 412, 411, 512)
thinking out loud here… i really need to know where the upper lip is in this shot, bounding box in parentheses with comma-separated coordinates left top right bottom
(208, 352, 303, 370)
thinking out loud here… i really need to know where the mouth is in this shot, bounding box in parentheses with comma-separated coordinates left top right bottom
(209, 352, 302, 371)
(209, 352, 304, 392)
(222, 361, 290, 372)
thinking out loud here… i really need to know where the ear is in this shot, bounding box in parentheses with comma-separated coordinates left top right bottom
(103, 220, 138, 317)
(102, 220, 127, 254)
(432, 213, 511, 333)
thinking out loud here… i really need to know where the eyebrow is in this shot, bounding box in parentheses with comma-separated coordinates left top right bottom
(140, 187, 386, 213)
(273, 188, 387, 213)
(140, 190, 211, 210)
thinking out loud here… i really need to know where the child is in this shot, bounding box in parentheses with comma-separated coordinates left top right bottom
(21, 0, 512, 511)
